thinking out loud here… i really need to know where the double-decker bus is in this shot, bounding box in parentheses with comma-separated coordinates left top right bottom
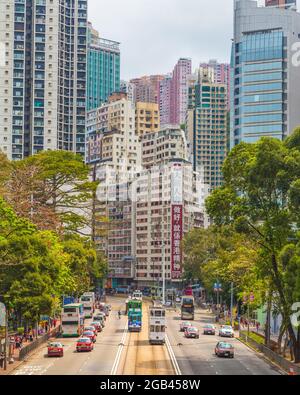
(181, 296, 195, 320)
(80, 294, 95, 319)
(61, 303, 84, 337)
(149, 302, 166, 345)
(128, 299, 142, 332)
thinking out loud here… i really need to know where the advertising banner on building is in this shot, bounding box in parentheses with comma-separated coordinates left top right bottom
(171, 204, 183, 280)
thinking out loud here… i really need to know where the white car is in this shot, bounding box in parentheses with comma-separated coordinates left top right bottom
(219, 325, 234, 338)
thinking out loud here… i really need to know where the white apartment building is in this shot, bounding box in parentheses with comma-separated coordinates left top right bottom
(0, 0, 87, 160)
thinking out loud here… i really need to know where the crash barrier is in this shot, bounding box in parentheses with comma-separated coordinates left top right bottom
(18, 326, 60, 361)
(239, 331, 300, 375)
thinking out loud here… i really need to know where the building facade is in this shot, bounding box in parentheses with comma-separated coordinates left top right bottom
(187, 69, 228, 190)
(0, 0, 88, 160)
(87, 22, 120, 111)
(135, 102, 160, 137)
(134, 159, 207, 287)
(159, 59, 192, 127)
(130, 75, 164, 104)
(231, 0, 300, 148)
(199, 60, 230, 109)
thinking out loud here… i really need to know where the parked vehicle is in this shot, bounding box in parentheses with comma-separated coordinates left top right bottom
(76, 337, 94, 352)
(215, 342, 234, 358)
(47, 342, 64, 357)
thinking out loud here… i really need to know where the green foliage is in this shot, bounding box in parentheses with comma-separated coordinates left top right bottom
(204, 128, 300, 361)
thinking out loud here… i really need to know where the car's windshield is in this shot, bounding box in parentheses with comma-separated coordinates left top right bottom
(79, 338, 90, 343)
(219, 343, 233, 349)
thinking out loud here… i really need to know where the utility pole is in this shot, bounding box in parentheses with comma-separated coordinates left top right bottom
(4, 306, 7, 371)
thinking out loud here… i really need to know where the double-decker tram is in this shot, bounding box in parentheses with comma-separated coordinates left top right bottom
(149, 302, 166, 345)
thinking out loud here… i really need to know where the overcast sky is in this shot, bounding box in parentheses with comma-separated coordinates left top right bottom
(88, 0, 266, 81)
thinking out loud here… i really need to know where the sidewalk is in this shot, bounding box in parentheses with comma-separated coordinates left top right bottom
(0, 322, 60, 376)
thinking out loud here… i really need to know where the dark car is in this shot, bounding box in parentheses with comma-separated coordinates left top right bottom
(184, 326, 200, 339)
(203, 324, 216, 335)
(215, 342, 234, 358)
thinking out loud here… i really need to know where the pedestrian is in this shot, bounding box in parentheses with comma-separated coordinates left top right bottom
(45, 322, 49, 332)
(0, 352, 5, 369)
(118, 310, 121, 319)
(53, 319, 57, 328)
(256, 322, 260, 332)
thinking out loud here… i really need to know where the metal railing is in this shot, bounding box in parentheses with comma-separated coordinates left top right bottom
(239, 331, 300, 375)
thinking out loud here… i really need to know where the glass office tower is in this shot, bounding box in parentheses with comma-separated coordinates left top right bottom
(231, 0, 300, 148)
(87, 22, 120, 111)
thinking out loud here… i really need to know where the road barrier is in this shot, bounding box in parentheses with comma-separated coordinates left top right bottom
(239, 331, 300, 375)
(18, 327, 60, 361)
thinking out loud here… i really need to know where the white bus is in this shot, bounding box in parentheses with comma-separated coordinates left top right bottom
(61, 303, 84, 338)
(149, 304, 166, 345)
(80, 294, 95, 318)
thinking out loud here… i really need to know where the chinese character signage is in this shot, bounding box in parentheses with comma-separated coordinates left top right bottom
(171, 204, 183, 280)
(171, 164, 183, 204)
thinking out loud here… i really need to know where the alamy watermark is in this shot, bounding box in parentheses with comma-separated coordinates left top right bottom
(0, 41, 5, 67)
(291, 302, 300, 328)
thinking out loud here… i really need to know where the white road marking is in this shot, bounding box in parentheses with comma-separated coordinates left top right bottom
(110, 321, 128, 375)
(165, 335, 182, 376)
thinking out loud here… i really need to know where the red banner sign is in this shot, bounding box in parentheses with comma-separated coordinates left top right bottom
(171, 204, 183, 280)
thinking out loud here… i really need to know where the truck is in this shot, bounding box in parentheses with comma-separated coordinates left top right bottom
(127, 299, 142, 332)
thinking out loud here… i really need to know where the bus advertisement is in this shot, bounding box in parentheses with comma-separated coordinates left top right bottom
(181, 296, 195, 320)
(61, 303, 84, 337)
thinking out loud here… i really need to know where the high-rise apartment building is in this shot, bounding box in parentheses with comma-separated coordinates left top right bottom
(199, 60, 230, 109)
(187, 69, 228, 190)
(140, 127, 188, 170)
(130, 75, 164, 104)
(135, 102, 160, 137)
(120, 80, 135, 102)
(159, 59, 192, 127)
(231, 0, 300, 148)
(0, 0, 88, 160)
(87, 22, 120, 111)
(159, 75, 172, 126)
(265, 0, 296, 9)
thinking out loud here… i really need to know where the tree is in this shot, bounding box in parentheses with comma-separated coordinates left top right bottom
(206, 131, 300, 362)
(4, 151, 97, 235)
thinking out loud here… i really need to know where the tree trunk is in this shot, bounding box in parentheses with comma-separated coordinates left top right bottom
(277, 322, 286, 355)
(265, 295, 272, 347)
(270, 254, 300, 362)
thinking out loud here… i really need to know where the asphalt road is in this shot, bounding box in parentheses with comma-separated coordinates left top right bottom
(13, 297, 127, 376)
(12, 297, 283, 376)
(166, 307, 282, 376)
(116, 300, 174, 375)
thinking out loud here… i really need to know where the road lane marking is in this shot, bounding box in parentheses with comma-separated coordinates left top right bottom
(165, 335, 182, 376)
(110, 321, 128, 375)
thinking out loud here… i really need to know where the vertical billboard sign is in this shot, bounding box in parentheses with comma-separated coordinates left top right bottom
(171, 164, 183, 280)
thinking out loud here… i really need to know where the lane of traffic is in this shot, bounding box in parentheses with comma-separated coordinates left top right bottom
(166, 307, 282, 375)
